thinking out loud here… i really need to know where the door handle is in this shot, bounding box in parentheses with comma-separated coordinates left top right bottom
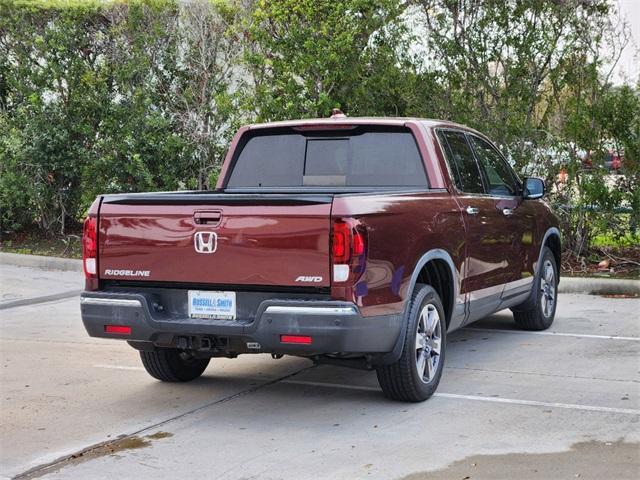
(466, 206, 479, 215)
(502, 208, 514, 216)
(194, 210, 222, 226)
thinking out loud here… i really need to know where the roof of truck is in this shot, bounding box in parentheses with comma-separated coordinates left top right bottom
(246, 116, 479, 133)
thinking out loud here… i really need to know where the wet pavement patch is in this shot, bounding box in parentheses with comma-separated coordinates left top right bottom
(400, 439, 639, 480)
(146, 431, 173, 440)
(99, 435, 151, 453)
(17, 431, 174, 479)
(66, 431, 175, 460)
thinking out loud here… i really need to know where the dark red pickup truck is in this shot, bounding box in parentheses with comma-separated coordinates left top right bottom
(81, 114, 560, 402)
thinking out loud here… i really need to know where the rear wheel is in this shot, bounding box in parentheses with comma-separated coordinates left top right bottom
(140, 348, 210, 382)
(376, 284, 446, 402)
(511, 246, 558, 331)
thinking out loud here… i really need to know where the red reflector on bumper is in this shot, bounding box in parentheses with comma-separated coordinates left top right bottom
(105, 325, 131, 335)
(280, 334, 312, 344)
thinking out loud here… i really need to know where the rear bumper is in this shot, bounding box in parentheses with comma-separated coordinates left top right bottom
(80, 291, 402, 356)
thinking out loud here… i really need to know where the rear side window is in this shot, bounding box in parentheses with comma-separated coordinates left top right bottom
(226, 128, 428, 188)
(437, 130, 485, 194)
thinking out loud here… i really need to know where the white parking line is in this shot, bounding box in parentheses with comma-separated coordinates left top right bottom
(280, 379, 640, 416)
(93, 365, 640, 415)
(465, 328, 640, 341)
(94, 364, 145, 371)
(434, 393, 640, 415)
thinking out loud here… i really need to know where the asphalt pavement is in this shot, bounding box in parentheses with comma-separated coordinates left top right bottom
(1, 263, 638, 479)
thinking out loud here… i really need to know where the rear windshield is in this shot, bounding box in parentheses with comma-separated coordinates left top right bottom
(226, 127, 428, 189)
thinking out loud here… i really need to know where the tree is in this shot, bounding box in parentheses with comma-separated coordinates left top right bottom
(245, 0, 409, 120)
(0, 0, 637, 258)
(173, 0, 246, 189)
(0, 0, 244, 233)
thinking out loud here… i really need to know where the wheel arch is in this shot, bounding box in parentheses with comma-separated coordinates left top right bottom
(410, 250, 458, 330)
(372, 249, 459, 366)
(539, 227, 561, 280)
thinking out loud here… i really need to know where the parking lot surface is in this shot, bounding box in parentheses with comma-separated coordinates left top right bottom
(1, 264, 638, 479)
(0, 264, 81, 309)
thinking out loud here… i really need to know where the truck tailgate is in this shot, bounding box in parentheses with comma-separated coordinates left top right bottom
(98, 194, 332, 288)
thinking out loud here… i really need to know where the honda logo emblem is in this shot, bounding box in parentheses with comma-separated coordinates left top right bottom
(194, 231, 217, 254)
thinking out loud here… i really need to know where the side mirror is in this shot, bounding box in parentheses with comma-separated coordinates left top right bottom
(523, 177, 545, 199)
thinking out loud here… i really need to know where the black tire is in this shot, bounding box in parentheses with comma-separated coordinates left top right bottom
(140, 348, 210, 382)
(376, 284, 446, 402)
(511, 246, 558, 331)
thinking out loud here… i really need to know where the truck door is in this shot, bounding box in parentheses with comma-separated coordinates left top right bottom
(467, 134, 535, 303)
(436, 130, 519, 321)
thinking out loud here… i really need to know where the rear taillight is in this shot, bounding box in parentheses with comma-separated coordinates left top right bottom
(331, 219, 366, 282)
(83, 216, 97, 279)
(352, 230, 365, 256)
(332, 221, 350, 263)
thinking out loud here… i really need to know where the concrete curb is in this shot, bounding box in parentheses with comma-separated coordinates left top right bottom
(559, 277, 639, 295)
(1, 252, 638, 295)
(0, 252, 82, 272)
(0, 290, 82, 310)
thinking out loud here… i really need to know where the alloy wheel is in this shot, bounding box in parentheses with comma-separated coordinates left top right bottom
(415, 304, 442, 383)
(540, 259, 556, 318)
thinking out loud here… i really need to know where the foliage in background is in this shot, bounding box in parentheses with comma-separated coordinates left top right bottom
(0, 0, 638, 262)
(245, 0, 413, 119)
(0, 0, 243, 234)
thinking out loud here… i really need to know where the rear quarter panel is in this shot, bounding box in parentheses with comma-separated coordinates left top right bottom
(331, 192, 466, 318)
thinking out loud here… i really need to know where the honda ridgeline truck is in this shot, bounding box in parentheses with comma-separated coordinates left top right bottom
(80, 113, 560, 402)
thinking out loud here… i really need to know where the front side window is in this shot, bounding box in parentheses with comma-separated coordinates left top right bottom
(469, 136, 519, 196)
(437, 130, 485, 194)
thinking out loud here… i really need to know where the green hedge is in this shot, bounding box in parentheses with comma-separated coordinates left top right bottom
(0, 0, 236, 233)
(1, 0, 638, 255)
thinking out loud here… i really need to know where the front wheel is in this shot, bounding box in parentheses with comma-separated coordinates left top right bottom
(140, 348, 210, 382)
(511, 246, 558, 331)
(376, 284, 446, 402)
